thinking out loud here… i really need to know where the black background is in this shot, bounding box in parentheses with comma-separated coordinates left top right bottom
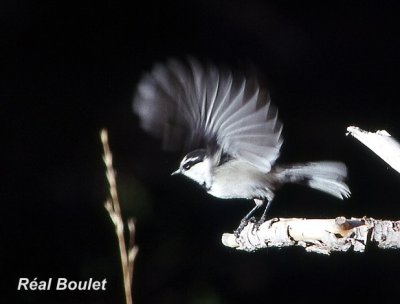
(3, 1, 400, 303)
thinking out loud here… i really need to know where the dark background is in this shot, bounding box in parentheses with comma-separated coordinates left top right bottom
(3, 0, 400, 303)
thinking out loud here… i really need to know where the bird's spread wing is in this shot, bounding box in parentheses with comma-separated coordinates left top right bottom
(133, 58, 283, 172)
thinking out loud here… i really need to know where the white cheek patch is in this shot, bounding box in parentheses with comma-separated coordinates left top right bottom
(182, 159, 213, 188)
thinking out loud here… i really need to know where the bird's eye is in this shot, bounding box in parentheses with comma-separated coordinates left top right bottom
(183, 163, 191, 170)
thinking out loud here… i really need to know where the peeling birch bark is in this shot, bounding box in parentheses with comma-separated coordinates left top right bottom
(222, 217, 400, 254)
(346, 126, 400, 173)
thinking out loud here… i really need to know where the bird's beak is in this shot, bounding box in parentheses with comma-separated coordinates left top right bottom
(171, 169, 181, 176)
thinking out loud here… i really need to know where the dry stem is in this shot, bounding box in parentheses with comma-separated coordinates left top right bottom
(101, 129, 138, 304)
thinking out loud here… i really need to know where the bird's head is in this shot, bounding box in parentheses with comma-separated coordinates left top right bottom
(171, 149, 212, 189)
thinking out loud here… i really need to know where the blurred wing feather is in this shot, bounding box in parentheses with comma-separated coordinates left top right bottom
(133, 58, 283, 172)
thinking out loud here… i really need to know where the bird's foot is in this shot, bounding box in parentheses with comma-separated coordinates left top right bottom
(252, 216, 279, 233)
(251, 216, 266, 233)
(234, 217, 256, 237)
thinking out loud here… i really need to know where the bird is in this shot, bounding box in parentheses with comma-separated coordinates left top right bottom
(133, 58, 351, 234)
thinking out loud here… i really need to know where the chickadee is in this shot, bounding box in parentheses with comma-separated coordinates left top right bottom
(133, 58, 350, 233)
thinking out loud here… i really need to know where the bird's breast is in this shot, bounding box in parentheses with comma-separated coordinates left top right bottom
(207, 161, 273, 200)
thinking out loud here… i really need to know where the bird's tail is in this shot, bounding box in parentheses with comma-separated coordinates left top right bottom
(274, 161, 351, 199)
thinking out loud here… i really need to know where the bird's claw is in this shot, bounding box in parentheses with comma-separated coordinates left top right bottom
(251, 217, 278, 234)
(251, 217, 265, 233)
(234, 217, 256, 237)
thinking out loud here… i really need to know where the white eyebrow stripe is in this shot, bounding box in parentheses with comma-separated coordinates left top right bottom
(184, 156, 201, 162)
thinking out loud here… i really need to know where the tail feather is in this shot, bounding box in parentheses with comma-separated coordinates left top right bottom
(276, 161, 351, 199)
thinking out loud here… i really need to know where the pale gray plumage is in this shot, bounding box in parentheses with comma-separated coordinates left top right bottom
(274, 161, 350, 199)
(133, 58, 350, 231)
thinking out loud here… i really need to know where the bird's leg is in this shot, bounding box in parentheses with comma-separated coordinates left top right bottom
(252, 198, 274, 232)
(254, 191, 275, 228)
(257, 198, 273, 226)
(234, 199, 263, 237)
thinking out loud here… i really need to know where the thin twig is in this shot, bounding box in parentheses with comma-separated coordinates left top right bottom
(127, 218, 138, 283)
(101, 129, 138, 304)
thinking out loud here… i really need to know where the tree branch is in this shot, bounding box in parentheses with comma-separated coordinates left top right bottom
(347, 126, 400, 173)
(222, 217, 400, 254)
